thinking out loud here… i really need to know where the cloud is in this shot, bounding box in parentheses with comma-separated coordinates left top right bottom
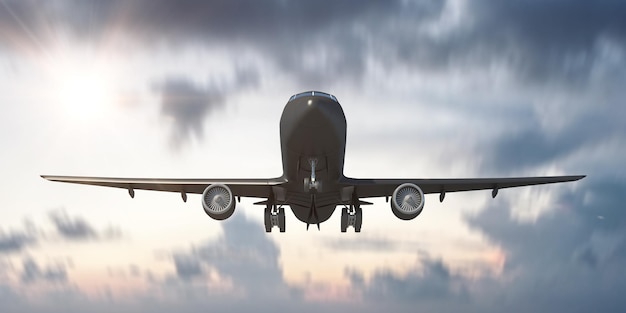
(172, 255, 203, 281)
(48, 210, 96, 240)
(1, 211, 122, 255)
(481, 89, 626, 173)
(168, 212, 285, 293)
(157, 66, 258, 148)
(2, 0, 625, 87)
(346, 254, 470, 311)
(0, 219, 39, 254)
(461, 176, 626, 312)
(0, 230, 35, 254)
(48, 210, 122, 241)
(20, 257, 68, 284)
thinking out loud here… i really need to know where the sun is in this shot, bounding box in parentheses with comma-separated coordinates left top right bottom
(57, 70, 113, 117)
(47, 46, 118, 119)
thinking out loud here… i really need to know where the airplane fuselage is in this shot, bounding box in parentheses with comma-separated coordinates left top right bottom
(279, 92, 348, 224)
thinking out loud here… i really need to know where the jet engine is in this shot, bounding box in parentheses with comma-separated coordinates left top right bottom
(391, 183, 425, 220)
(202, 184, 235, 220)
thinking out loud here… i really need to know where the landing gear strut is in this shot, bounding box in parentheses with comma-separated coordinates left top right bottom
(264, 201, 285, 233)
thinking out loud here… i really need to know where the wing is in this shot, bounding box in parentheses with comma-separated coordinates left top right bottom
(342, 175, 585, 198)
(41, 175, 286, 198)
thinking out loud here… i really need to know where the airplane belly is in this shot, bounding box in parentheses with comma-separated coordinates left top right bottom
(290, 204, 336, 224)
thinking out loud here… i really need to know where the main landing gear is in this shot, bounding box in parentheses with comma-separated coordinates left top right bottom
(341, 203, 362, 232)
(265, 204, 285, 232)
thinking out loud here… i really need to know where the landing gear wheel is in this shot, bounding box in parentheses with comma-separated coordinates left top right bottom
(264, 207, 272, 232)
(341, 207, 348, 232)
(278, 206, 286, 232)
(342, 205, 362, 233)
(355, 207, 362, 232)
(265, 205, 286, 232)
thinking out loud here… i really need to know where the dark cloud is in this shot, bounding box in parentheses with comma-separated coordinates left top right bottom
(381, 0, 626, 85)
(157, 66, 258, 148)
(462, 176, 626, 311)
(20, 257, 68, 284)
(3, 0, 624, 88)
(470, 0, 626, 80)
(480, 85, 626, 174)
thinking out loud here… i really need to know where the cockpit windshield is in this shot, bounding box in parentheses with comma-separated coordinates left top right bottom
(289, 91, 338, 102)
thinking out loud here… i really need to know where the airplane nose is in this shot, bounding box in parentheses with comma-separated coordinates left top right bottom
(302, 97, 337, 120)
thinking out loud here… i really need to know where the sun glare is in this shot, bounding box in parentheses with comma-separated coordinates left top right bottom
(47, 46, 119, 119)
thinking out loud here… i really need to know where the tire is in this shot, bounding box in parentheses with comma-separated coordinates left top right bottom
(264, 207, 272, 232)
(341, 207, 348, 232)
(355, 207, 362, 232)
(279, 207, 286, 233)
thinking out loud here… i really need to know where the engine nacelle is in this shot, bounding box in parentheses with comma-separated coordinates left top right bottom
(202, 184, 236, 220)
(391, 183, 425, 220)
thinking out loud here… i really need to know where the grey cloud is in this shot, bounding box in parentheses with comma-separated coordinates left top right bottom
(4, 0, 624, 86)
(48, 210, 97, 240)
(470, 0, 626, 81)
(170, 212, 284, 292)
(383, 0, 626, 85)
(158, 79, 223, 148)
(347, 255, 469, 310)
(50, 0, 413, 42)
(468, 179, 626, 247)
(1, 211, 121, 254)
(0, 0, 440, 84)
(20, 257, 68, 284)
(0, 219, 39, 254)
(344, 176, 626, 311)
(0, 230, 35, 254)
(173, 255, 203, 281)
(461, 176, 626, 311)
(48, 210, 122, 241)
(480, 88, 626, 174)
(158, 66, 258, 148)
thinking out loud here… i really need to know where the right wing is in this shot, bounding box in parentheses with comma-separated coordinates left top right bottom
(341, 175, 586, 198)
(41, 175, 287, 198)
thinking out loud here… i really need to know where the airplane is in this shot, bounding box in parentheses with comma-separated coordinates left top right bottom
(42, 91, 585, 232)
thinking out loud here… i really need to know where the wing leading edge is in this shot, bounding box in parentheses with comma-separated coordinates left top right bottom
(41, 175, 287, 198)
(341, 175, 586, 198)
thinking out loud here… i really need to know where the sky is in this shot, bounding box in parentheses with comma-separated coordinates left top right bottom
(0, 0, 625, 312)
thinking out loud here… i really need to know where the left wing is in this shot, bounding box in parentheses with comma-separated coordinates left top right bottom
(41, 175, 287, 198)
(341, 175, 585, 198)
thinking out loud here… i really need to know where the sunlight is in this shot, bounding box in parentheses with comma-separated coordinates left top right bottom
(46, 45, 119, 119)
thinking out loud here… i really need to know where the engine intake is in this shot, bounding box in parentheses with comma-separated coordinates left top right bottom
(202, 184, 235, 220)
(391, 183, 425, 220)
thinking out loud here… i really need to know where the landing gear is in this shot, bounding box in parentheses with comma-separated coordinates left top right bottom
(264, 204, 285, 232)
(340, 204, 362, 232)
